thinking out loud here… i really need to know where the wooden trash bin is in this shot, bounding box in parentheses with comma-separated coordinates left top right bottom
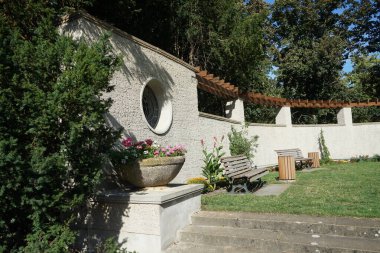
(308, 152, 320, 168)
(278, 156, 296, 180)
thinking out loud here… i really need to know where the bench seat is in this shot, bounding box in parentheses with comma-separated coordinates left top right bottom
(221, 155, 268, 193)
(274, 148, 312, 169)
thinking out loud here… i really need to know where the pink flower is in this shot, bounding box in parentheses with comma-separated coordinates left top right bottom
(122, 137, 134, 147)
(154, 150, 159, 156)
(135, 141, 144, 147)
(136, 145, 143, 150)
(145, 138, 153, 146)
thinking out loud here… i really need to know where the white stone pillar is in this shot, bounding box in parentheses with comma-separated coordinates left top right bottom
(337, 107, 353, 126)
(225, 98, 245, 122)
(276, 106, 292, 127)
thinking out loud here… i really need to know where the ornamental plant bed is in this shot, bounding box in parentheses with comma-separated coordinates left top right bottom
(110, 138, 186, 187)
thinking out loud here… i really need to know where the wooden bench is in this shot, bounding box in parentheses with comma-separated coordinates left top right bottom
(221, 155, 268, 193)
(275, 148, 312, 169)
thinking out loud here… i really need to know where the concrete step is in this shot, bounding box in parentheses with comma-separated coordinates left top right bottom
(165, 242, 272, 253)
(192, 211, 380, 239)
(175, 224, 380, 253)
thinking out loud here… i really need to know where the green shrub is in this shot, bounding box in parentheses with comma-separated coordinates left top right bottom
(318, 129, 331, 164)
(227, 124, 258, 161)
(371, 154, 380, 162)
(201, 137, 226, 191)
(350, 154, 380, 163)
(0, 7, 120, 251)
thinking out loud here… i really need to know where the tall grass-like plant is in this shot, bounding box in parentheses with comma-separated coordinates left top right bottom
(318, 129, 331, 164)
(201, 137, 225, 191)
(227, 124, 258, 161)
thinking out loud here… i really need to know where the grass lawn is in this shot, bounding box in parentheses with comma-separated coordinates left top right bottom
(202, 162, 380, 218)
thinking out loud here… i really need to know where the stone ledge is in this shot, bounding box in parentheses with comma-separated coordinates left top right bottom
(199, 112, 241, 124)
(95, 184, 203, 205)
(249, 123, 286, 127)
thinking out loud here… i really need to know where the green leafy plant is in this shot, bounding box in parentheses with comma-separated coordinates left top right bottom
(227, 124, 258, 161)
(201, 137, 226, 191)
(318, 129, 331, 164)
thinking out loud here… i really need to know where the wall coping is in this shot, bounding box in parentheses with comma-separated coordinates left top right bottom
(353, 122, 380, 126)
(95, 184, 203, 205)
(199, 112, 241, 124)
(61, 11, 196, 73)
(249, 123, 286, 127)
(293, 124, 344, 127)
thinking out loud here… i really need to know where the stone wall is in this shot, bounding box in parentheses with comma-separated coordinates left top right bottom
(61, 14, 380, 185)
(199, 110, 380, 168)
(61, 16, 201, 183)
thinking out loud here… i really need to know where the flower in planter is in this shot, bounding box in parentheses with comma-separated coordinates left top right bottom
(111, 138, 186, 166)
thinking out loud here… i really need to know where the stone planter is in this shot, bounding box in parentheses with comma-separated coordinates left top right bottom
(118, 156, 185, 187)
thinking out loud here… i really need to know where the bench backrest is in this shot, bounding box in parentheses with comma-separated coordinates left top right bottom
(275, 148, 304, 159)
(221, 155, 252, 177)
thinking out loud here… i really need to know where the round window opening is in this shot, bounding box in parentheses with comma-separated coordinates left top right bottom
(142, 86, 160, 128)
(140, 78, 172, 134)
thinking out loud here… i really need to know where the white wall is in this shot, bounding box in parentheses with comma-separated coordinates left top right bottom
(199, 113, 380, 168)
(62, 15, 380, 184)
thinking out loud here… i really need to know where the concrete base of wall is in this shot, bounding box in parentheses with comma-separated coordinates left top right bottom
(74, 184, 203, 253)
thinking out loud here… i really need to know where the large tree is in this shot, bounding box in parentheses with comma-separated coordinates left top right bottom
(344, 0, 380, 53)
(271, 0, 350, 123)
(345, 54, 380, 122)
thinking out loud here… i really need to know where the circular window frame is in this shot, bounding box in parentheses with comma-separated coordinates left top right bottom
(140, 78, 172, 134)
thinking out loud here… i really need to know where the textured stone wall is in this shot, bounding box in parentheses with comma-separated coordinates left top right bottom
(61, 16, 380, 184)
(61, 17, 201, 183)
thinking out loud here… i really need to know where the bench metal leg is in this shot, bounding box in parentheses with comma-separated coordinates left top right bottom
(228, 179, 249, 194)
(248, 178, 264, 192)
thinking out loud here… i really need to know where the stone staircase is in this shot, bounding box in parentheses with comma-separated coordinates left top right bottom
(165, 211, 380, 253)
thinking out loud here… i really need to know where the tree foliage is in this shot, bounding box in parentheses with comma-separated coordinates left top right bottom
(0, 0, 120, 251)
(271, 0, 354, 123)
(88, 0, 380, 124)
(89, 0, 273, 119)
(344, 0, 380, 53)
(346, 54, 380, 122)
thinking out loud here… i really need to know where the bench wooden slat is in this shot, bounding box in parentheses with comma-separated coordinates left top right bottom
(221, 155, 268, 193)
(230, 167, 267, 180)
(249, 170, 269, 182)
(223, 159, 250, 168)
(226, 168, 253, 178)
(221, 155, 246, 162)
(224, 162, 250, 172)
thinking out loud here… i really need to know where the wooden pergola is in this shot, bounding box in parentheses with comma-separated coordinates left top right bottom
(196, 68, 380, 109)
